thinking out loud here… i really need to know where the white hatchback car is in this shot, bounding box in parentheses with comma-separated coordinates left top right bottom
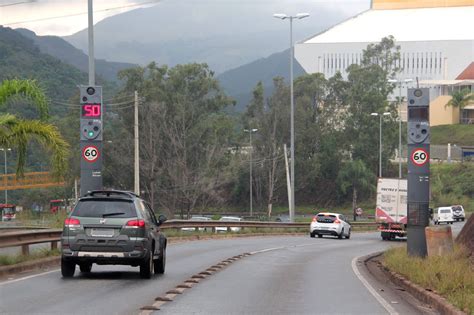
(310, 212, 351, 239)
(216, 216, 242, 232)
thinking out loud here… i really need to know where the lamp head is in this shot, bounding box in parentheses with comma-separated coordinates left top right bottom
(296, 13, 310, 19)
(273, 13, 288, 20)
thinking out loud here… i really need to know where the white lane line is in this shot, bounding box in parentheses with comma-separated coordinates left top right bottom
(0, 269, 59, 286)
(351, 256, 399, 315)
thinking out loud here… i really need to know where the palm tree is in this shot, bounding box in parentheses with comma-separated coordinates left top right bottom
(445, 88, 474, 123)
(0, 79, 68, 177)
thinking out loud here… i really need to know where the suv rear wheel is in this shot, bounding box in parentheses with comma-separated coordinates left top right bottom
(154, 249, 166, 274)
(61, 259, 75, 278)
(140, 253, 153, 279)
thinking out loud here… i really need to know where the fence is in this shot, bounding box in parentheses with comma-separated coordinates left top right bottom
(0, 220, 379, 256)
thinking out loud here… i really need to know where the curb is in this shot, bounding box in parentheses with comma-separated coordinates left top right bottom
(0, 256, 60, 278)
(369, 253, 466, 315)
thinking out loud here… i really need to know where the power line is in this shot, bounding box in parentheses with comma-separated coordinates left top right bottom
(0, 0, 34, 7)
(3, 0, 161, 26)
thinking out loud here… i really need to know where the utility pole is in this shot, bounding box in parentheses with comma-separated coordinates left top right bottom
(284, 144, 291, 218)
(88, 0, 95, 86)
(134, 91, 140, 195)
(244, 129, 258, 217)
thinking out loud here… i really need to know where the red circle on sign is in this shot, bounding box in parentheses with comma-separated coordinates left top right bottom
(82, 145, 100, 163)
(411, 148, 429, 166)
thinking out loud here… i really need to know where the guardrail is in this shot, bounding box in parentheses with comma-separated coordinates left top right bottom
(0, 221, 378, 256)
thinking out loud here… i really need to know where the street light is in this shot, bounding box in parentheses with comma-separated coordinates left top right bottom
(0, 148, 12, 204)
(273, 12, 309, 222)
(388, 78, 413, 178)
(244, 129, 258, 217)
(370, 112, 390, 178)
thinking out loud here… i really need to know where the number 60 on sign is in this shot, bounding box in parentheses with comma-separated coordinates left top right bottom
(411, 148, 429, 166)
(82, 145, 100, 163)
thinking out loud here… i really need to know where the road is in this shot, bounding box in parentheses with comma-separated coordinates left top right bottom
(0, 222, 466, 314)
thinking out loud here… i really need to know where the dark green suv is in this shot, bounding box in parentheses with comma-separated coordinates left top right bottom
(61, 190, 167, 279)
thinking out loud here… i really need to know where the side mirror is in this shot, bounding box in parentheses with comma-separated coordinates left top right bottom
(157, 214, 167, 225)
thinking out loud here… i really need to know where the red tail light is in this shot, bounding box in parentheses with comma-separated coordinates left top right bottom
(334, 219, 341, 224)
(64, 218, 80, 227)
(126, 219, 145, 228)
(312, 216, 317, 222)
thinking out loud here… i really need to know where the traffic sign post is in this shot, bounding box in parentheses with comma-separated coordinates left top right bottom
(407, 88, 430, 258)
(80, 86, 103, 195)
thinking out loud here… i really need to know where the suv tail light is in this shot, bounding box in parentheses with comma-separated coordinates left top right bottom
(125, 219, 145, 228)
(312, 216, 317, 222)
(334, 219, 341, 224)
(65, 218, 81, 228)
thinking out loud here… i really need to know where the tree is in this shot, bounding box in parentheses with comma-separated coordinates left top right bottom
(0, 79, 68, 177)
(445, 88, 474, 123)
(336, 160, 375, 221)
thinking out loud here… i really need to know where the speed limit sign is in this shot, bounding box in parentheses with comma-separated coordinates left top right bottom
(82, 145, 100, 163)
(411, 148, 429, 166)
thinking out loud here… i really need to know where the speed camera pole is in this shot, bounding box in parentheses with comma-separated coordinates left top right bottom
(406, 88, 430, 257)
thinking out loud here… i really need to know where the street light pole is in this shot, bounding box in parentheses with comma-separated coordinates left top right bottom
(371, 113, 390, 178)
(244, 129, 258, 217)
(388, 78, 413, 178)
(273, 12, 309, 223)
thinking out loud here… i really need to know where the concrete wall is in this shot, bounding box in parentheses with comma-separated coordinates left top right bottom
(430, 95, 459, 126)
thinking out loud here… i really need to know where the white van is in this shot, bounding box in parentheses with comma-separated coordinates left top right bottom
(433, 207, 454, 225)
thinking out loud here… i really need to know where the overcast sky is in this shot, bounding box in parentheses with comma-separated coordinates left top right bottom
(1, 0, 369, 36)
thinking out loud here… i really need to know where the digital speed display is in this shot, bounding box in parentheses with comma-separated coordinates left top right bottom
(81, 104, 101, 118)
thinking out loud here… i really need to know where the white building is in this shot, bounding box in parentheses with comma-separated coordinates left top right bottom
(295, 0, 474, 125)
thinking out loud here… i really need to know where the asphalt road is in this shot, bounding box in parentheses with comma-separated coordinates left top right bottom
(0, 221, 466, 315)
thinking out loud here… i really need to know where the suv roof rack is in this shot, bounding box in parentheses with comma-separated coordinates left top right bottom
(83, 190, 139, 199)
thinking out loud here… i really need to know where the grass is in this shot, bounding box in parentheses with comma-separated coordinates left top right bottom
(383, 245, 474, 314)
(0, 248, 60, 266)
(431, 125, 474, 146)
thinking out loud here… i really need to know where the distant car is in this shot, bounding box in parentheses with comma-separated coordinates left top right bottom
(181, 216, 212, 232)
(310, 212, 351, 239)
(275, 215, 290, 222)
(433, 207, 454, 225)
(216, 216, 242, 232)
(61, 190, 167, 279)
(451, 205, 465, 222)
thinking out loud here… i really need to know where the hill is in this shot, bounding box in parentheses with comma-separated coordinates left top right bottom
(217, 49, 305, 111)
(64, 0, 367, 74)
(431, 125, 474, 146)
(0, 26, 88, 117)
(16, 28, 135, 82)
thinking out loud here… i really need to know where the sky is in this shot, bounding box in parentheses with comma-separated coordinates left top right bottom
(0, 0, 369, 36)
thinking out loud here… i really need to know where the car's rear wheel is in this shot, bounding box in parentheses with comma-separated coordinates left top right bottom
(61, 259, 75, 278)
(345, 228, 351, 239)
(318, 234, 322, 238)
(154, 248, 166, 274)
(338, 229, 344, 239)
(310, 232, 315, 238)
(140, 253, 153, 279)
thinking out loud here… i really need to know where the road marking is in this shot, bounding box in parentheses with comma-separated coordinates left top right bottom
(0, 269, 59, 286)
(351, 256, 399, 315)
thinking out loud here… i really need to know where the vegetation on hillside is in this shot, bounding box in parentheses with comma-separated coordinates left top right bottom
(431, 124, 474, 146)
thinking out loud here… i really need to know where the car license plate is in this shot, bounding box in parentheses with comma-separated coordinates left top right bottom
(90, 228, 115, 237)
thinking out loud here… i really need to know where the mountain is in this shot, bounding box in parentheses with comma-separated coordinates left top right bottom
(64, 0, 368, 74)
(0, 26, 88, 117)
(16, 28, 135, 82)
(217, 48, 305, 111)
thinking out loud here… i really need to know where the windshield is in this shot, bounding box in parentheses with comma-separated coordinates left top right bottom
(72, 199, 136, 218)
(316, 214, 337, 223)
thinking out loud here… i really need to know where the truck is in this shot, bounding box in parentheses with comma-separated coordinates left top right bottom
(375, 178, 407, 240)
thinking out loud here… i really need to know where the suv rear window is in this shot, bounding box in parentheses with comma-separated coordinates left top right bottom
(72, 199, 136, 218)
(316, 214, 337, 223)
(452, 206, 463, 212)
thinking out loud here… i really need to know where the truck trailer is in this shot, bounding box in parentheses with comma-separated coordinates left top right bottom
(375, 178, 407, 240)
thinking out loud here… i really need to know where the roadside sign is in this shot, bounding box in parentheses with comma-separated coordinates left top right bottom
(355, 207, 363, 216)
(411, 148, 429, 166)
(82, 145, 100, 163)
